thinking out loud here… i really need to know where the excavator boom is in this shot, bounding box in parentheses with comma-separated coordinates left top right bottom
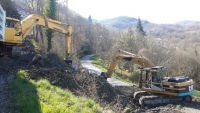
(0, 12, 73, 58)
(101, 49, 194, 107)
(102, 49, 154, 78)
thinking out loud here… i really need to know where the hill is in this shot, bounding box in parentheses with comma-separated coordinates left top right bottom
(99, 16, 150, 29)
(175, 20, 200, 25)
(98, 16, 200, 40)
(99, 16, 200, 29)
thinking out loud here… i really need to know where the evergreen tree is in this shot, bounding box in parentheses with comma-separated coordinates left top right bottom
(136, 17, 146, 36)
(88, 15, 92, 22)
(43, 0, 57, 52)
(0, 0, 21, 19)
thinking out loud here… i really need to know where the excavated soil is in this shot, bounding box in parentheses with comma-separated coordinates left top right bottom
(0, 54, 135, 112)
(0, 53, 200, 113)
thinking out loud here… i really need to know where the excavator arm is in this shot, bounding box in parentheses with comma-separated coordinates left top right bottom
(3, 14, 73, 58)
(20, 14, 73, 57)
(101, 50, 154, 78)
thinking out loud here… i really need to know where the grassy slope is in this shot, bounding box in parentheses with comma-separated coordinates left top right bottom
(8, 70, 101, 113)
(91, 56, 200, 98)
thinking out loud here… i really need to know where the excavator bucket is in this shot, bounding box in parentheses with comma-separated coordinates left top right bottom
(100, 72, 107, 79)
(65, 59, 72, 65)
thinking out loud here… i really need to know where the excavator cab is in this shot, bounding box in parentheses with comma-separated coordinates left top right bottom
(0, 17, 21, 57)
(151, 68, 162, 83)
(6, 19, 15, 28)
(4, 17, 22, 45)
(138, 66, 164, 89)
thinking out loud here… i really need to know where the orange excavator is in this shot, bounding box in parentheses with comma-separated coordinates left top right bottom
(101, 50, 194, 106)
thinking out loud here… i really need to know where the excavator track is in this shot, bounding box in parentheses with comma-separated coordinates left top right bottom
(134, 91, 149, 99)
(138, 95, 192, 107)
(133, 91, 151, 104)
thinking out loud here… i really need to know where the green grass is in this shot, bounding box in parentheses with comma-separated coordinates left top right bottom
(8, 70, 102, 113)
(91, 56, 107, 72)
(193, 90, 200, 98)
(28, 38, 39, 52)
(91, 56, 138, 86)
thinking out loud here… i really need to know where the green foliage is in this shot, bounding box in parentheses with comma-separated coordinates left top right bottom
(8, 70, 40, 113)
(43, 0, 56, 20)
(136, 17, 146, 36)
(45, 29, 54, 52)
(28, 39, 39, 52)
(91, 56, 107, 70)
(193, 90, 200, 98)
(43, 0, 57, 52)
(8, 70, 102, 113)
(16, 69, 28, 77)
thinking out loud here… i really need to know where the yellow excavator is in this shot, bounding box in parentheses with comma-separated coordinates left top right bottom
(101, 50, 194, 106)
(0, 5, 73, 62)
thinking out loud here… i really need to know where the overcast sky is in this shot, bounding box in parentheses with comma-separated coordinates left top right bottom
(66, 0, 199, 24)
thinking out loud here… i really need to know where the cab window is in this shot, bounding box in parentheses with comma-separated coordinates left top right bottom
(6, 19, 17, 28)
(151, 69, 162, 83)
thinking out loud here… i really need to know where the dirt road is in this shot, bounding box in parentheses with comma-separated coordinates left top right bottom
(81, 55, 131, 86)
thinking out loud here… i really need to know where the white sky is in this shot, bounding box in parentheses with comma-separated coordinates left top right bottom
(65, 0, 200, 24)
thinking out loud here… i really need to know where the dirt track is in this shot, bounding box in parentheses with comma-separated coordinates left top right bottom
(81, 55, 131, 86)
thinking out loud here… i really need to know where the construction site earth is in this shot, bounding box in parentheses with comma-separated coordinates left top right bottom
(0, 52, 200, 113)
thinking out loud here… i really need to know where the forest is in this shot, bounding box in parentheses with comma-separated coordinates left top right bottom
(1, 0, 200, 90)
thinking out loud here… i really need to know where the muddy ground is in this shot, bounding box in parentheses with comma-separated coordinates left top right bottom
(0, 53, 200, 113)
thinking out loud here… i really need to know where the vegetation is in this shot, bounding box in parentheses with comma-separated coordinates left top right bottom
(28, 38, 39, 52)
(91, 56, 107, 71)
(93, 22, 200, 90)
(43, 0, 57, 52)
(136, 17, 146, 36)
(193, 90, 200, 98)
(8, 70, 101, 113)
(91, 56, 138, 86)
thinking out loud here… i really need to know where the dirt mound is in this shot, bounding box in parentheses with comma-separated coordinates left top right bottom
(1, 53, 134, 112)
(28, 68, 80, 91)
(28, 67, 135, 112)
(114, 86, 139, 97)
(0, 53, 37, 75)
(31, 53, 70, 68)
(0, 53, 70, 74)
(73, 71, 135, 111)
(28, 68, 134, 112)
